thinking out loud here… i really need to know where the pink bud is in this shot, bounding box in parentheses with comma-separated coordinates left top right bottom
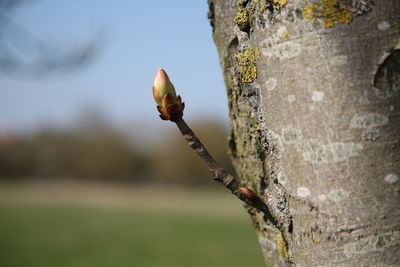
(153, 68, 177, 106)
(152, 68, 184, 121)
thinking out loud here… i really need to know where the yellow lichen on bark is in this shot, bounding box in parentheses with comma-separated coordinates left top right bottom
(273, 0, 288, 9)
(303, 0, 352, 27)
(236, 47, 260, 83)
(321, 0, 352, 27)
(313, 238, 322, 244)
(277, 231, 289, 261)
(303, 3, 318, 20)
(234, 6, 250, 26)
(280, 29, 289, 38)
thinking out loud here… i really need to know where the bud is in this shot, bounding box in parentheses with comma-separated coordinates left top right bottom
(152, 68, 184, 121)
(238, 187, 268, 212)
(239, 187, 258, 200)
(153, 69, 177, 106)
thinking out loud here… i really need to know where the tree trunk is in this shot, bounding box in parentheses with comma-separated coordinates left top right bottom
(208, 0, 400, 266)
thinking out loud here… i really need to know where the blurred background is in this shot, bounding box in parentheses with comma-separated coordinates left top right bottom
(0, 1, 264, 266)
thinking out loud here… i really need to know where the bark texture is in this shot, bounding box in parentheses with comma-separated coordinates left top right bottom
(208, 0, 400, 266)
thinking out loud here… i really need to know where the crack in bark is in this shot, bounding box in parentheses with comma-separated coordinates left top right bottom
(241, 82, 293, 235)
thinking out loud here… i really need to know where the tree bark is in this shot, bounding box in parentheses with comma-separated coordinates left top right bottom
(208, 0, 400, 266)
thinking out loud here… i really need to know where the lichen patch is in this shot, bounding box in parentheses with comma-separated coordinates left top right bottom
(261, 41, 302, 60)
(351, 0, 374, 16)
(287, 95, 296, 103)
(282, 127, 303, 144)
(302, 142, 363, 164)
(327, 188, 350, 202)
(234, 5, 250, 30)
(350, 113, 389, 129)
(297, 187, 311, 197)
(258, 235, 276, 258)
(277, 172, 288, 185)
(344, 232, 400, 257)
(265, 77, 278, 91)
(267, 130, 284, 160)
(276, 26, 289, 39)
(236, 47, 260, 83)
(311, 90, 325, 101)
(273, 0, 288, 9)
(303, 0, 353, 28)
(384, 173, 399, 184)
(318, 194, 327, 202)
(303, 3, 318, 21)
(377, 21, 391, 31)
(277, 231, 289, 261)
(361, 128, 382, 141)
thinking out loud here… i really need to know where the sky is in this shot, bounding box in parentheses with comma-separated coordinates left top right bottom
(0, 0, 229, 133)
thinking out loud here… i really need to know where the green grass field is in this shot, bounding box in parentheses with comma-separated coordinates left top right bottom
(0, 183, 265, 267)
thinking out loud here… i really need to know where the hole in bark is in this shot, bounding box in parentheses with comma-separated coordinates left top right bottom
(373, 49, 400, 97)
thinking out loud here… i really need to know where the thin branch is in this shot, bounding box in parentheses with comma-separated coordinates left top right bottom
(174, 117, 275, 222)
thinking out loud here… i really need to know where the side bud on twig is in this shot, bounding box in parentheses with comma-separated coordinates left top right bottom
(153, 68, 185, 121)
(239, 187, 258, 199)
(239, 187, 270, 214)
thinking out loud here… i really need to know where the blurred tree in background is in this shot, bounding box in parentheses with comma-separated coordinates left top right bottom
(0, 116, 233, 186)
(0, 0, 99, 77)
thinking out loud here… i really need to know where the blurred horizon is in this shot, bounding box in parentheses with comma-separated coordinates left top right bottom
(0, 110, 235, 185)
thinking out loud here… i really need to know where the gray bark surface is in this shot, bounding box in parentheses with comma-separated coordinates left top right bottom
(208, 0, 400, 266)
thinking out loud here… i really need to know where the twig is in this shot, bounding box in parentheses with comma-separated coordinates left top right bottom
(174, 118, 275, 221)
